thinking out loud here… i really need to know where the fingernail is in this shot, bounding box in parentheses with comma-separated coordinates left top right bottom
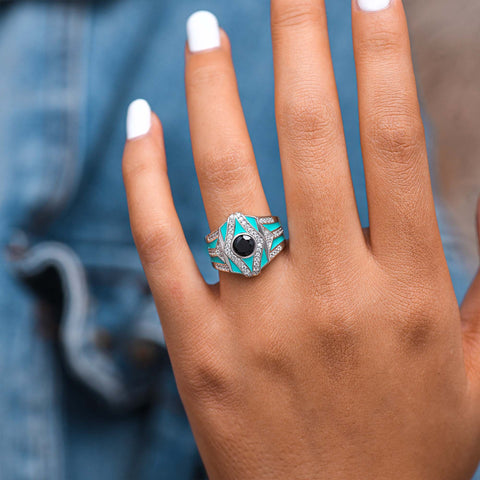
(357, 0, 391, 11)
(126, 99, 151, 140)
(186, 10, 221, 53)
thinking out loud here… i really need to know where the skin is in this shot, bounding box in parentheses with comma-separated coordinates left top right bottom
(122, 0, 480, 478)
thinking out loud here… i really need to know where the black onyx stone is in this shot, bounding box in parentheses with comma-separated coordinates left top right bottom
(232, 235, 256, 257)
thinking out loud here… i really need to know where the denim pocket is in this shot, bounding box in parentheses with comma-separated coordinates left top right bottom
(11, 240, 169, 411)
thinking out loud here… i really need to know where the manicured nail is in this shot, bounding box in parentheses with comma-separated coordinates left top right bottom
(126, 99, 151, 140)
(186, 10, 221, 53)
(358, 0, 391, 11)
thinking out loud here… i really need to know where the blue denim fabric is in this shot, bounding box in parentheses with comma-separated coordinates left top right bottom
(0, 0, 476, 478)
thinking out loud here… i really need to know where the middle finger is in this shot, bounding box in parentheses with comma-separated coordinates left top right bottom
(271, 0, 366, 266)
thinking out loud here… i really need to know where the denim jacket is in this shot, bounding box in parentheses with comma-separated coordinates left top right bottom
(0, 0, 475, 479)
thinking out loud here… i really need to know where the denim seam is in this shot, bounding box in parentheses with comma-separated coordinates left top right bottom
(33, 4, 86, 230)
(12, 241, 155, 409)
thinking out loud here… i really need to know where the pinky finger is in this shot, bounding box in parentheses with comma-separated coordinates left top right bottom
(122, 99, 214, 347)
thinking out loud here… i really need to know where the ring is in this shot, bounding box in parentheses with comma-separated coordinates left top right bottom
(205, 212, 286, 277)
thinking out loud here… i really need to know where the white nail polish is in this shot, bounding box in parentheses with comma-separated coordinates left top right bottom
(186, 10, 221, 53)
(126, 99, 152, 140)
(358, 0, 391, 11)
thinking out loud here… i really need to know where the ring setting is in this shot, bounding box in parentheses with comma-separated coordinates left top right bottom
(205, 212, 286, 277)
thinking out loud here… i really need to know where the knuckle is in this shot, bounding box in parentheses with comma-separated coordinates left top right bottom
(200, 144, 253, 188)
(238, 303, 297, 381)
(356, 30, 403, 60)
(278, 92, 339, 149)
(398, 314, 434, 352)
(271, 0, 323, 30)
(314, 314, 362, 375)
(188, 62, 230, 93)
(397, 301, 437, 350)
(248, 330, 293, 377)
(367, 109, 425, 161)
(122, 148, 165, 182)
(133, 221, 178, 268)
(388, 280, 444, 351)
(182, 352, 237, 404)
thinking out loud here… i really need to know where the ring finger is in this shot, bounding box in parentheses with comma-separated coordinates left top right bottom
(185, 12, 271, 233)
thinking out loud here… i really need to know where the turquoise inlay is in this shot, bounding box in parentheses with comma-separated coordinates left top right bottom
(229, 259, 243, 274)
(243, 255, 254, 271)
(234, 219, 247, 237)
(263, 222, 281, 232)
(271, 235, 285, 251)
(261, 248, 269, 268)
(207, 238, 218, 249)
(245, 215, 258, 231)
(220, 222, 228, 240)
(212, 256, 225, 264)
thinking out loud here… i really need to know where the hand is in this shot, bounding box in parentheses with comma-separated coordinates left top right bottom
(122, 1, 480, 478)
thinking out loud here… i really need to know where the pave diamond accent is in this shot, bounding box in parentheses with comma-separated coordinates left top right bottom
(270, 242, 285, 259)
(257, 216, 276, 225)
(214, 263, 230, 273)
(205, 230, 219, 243)
(272, 228, 284, 238)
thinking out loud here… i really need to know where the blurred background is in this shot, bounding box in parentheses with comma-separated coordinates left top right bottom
(0, 0, 478, 479)
(405, 0, 480, 269)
